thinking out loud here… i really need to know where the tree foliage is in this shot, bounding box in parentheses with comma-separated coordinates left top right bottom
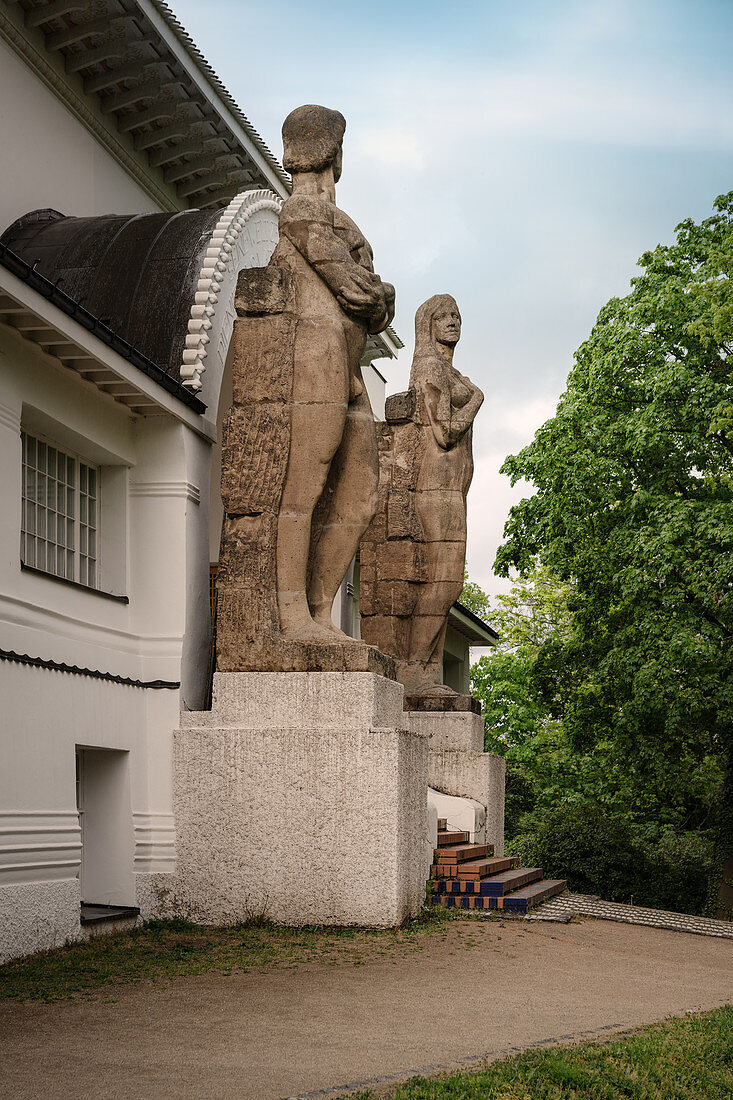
(466, 564, 724, 911)
(494, 193, 733, 858)
(459, 567, 491, 620)
(468, 566, 571, 753)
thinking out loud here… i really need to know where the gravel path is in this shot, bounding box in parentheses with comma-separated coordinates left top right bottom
(1, 919, 731, 1100)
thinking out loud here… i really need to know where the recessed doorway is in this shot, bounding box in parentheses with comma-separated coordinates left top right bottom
(75, 747, 135, 908)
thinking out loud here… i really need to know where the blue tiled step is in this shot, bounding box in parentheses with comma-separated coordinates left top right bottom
(433, 868, 536, 897)
(432, 878, 566, 913)
(477, 866, 543, 896)
(502, 880, 567, 912)
(434, 866, 542, 896)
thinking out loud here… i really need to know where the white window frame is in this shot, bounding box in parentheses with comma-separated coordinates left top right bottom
(20, 429, 100, 589)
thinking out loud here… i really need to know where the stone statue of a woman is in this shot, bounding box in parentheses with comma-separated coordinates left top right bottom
(360, 294, 484, 701)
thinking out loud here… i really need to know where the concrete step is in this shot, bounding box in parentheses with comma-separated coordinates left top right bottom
(437, 830, 470, 848)
(433, 842, 490, 865)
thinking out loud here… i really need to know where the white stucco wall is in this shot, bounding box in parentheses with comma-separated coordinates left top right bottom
(0, 322, 206, 959)
(363, 363, 387, 420)
(0, 188, 293, 959)
(0, 37, 160, 234)
(0, 37, 404, 954)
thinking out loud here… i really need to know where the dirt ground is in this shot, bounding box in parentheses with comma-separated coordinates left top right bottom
(1, 917, 731, 1100)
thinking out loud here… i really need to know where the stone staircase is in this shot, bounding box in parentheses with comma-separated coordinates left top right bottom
(430, 819, 566, 914)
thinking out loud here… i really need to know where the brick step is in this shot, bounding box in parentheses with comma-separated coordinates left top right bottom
(436, 866, 542, 894)
(444, 855, 519, 881)
(432, 842, 490, 865)
(431, 855, 517, 881)
(437, 830, 470, 847)
(431, 857, 519, 888)
(473, 866, 544, 896)
(432, 879, 566, 913)
(437, 818, 447, 830)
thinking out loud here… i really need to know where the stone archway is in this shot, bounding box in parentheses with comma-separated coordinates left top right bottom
(180, 190, 283, 661)
(178, 189, 282, 408)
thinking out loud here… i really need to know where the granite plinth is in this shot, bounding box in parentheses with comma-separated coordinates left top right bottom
(404, 692, 481, 714)
(407, 709, 505, 857)
(408, 709, 484, 753)
(216, 628, 395, 678)
(163, 672, 427, 927)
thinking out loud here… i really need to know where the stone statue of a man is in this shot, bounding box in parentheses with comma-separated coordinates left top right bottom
(271, 105, 395, 642)
(216, 106, 395, 672)
(360, 295, 484, 703)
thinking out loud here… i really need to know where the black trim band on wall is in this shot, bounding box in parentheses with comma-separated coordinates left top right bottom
(0, 647, 180, 690)
(20, 563, 130, 603)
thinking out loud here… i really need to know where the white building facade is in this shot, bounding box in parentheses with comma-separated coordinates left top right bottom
(0, 0, 499, 962)
(0, 0, 404, 962)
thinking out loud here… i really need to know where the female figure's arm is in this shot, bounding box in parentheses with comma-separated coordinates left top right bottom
(445, 375, 484, 445)
(423, 368, 484, 450)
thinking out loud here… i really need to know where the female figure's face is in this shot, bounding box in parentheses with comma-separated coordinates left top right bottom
(432, 305, 461, 347)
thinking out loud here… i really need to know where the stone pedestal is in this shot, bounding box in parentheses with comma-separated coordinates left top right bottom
(408, 709, 505, 856)
(161, 672, 428, 927)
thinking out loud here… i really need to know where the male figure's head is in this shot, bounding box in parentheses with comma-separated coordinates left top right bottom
(282, 105, 346, 182)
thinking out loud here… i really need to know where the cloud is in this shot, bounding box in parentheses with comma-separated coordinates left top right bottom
(356, 127, 426, 170)
(346, 64, 732, 169)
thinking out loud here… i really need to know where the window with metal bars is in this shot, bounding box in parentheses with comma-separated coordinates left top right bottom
(21, 431, 98, 588)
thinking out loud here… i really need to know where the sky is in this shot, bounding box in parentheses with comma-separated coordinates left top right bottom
(173, 0, 733, 596)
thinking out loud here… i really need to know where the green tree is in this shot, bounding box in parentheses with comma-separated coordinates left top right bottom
(495, 192, 733, 874)
(459, 567, 491, 619)
(463, 567, 573, 831)
(468, 566, 572, 753)
(462, 568, 723, 910)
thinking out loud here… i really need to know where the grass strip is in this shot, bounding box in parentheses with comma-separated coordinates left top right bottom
(0, 907, 463, 1002)
(341, 1005, 733, 1099)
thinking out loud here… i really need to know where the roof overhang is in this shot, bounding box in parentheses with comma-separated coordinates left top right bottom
(448, 601, 499, 645)
(0, 256, 214, 437)
(363, 325, 404, 368)
(0, 0, 290, 212)
(0, 0, 405, 356)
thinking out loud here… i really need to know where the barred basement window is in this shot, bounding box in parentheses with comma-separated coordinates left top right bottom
(21, 431, 98, 588)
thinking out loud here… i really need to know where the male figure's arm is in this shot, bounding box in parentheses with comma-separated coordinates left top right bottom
(280, 196, 394, 332)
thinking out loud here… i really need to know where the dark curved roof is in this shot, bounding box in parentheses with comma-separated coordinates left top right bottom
(0, 207, 221, 386)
